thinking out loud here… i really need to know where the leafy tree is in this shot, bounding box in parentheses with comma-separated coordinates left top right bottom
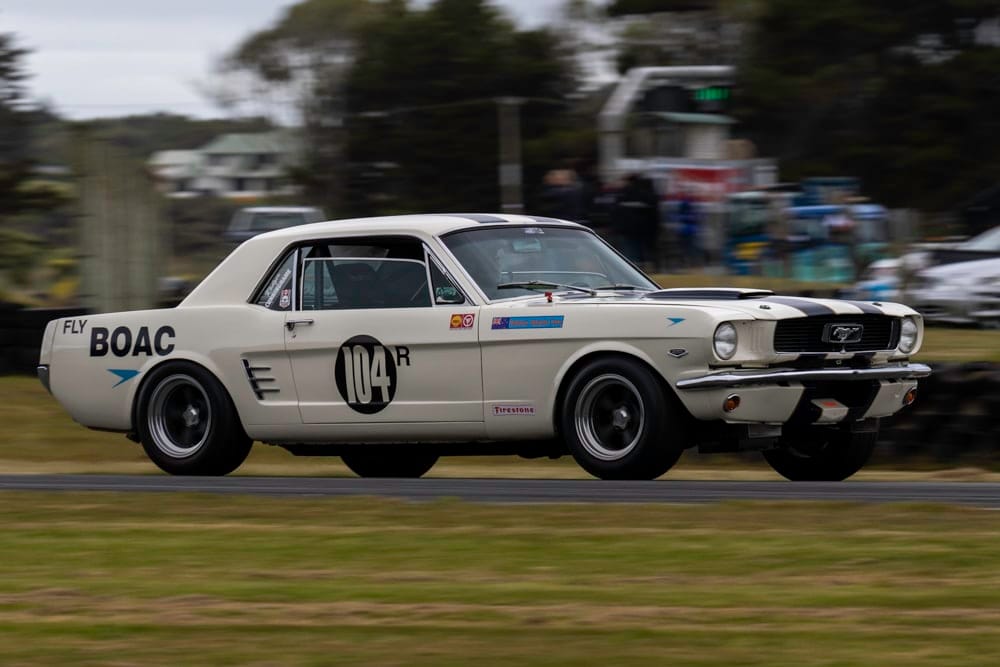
(224, 0, 578, 215)
(607, 0, 717, 14)
(0, 32, 34, 217)
(736, 0, 1000, 211)
(221, 0, 381, 209)
(340, 0, 578, 214)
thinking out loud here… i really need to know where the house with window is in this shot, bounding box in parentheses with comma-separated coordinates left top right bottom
(148, 130, 302, 199)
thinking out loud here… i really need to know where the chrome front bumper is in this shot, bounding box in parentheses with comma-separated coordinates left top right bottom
(676, 363, 932, 390)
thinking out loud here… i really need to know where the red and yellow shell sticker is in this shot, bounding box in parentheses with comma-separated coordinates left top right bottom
(450, 313, 475, 329)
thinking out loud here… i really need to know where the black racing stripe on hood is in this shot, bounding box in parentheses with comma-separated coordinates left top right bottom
(841, 300, 884, 315)
(760, 296, 836, 316)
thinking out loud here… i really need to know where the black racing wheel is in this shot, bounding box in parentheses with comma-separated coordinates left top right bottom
(561, 356, 686, 480)
(136, 362, 252, 476)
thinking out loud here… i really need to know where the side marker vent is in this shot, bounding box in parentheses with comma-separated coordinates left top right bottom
(242, 359, 279, 400)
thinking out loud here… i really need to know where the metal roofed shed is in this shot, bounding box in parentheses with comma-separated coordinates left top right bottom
(199, 131, 301, 156)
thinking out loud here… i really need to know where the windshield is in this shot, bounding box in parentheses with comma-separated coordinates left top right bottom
(961, 226, 1000, 252)
(442, 226, 657, 300)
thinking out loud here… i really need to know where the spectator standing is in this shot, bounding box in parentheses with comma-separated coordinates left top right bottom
(676, 190, 702, 268)
(613, 174, 659, 267)
(538, 169, 585, 223)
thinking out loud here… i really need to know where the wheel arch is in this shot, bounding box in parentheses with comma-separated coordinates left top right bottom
(550, 344, 689, 437)
(129, 355, 247, 437)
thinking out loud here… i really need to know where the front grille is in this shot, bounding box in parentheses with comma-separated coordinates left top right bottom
(774, 315, 900, 353)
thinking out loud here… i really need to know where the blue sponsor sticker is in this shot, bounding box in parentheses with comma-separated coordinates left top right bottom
(491, 315, 564, 330)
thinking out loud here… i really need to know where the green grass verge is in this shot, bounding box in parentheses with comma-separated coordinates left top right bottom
(1, 493, 999, 665)
(918, 327, 1000, 363)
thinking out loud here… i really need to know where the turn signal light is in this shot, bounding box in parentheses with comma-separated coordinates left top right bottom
(902, 388, 917, 406)
(723, 394, 741, 412)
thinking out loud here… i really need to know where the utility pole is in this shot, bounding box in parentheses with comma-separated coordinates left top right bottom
(73, 126, 164, 312)
(496, 97, 524, 213)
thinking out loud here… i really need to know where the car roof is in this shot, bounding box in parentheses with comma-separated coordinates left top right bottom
(238, 207, 322, 213)
(256, 213, 582, 241)
(182, 213, 583, 307)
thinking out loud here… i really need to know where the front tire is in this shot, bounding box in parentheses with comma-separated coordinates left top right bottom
(561, 357, 685, 480)
(341, 450, 438, 478)
(136, 362, 252, 476)
(763, 429, 877, 481)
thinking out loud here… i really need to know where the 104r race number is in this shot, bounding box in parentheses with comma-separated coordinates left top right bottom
(333, 335, 410, 414)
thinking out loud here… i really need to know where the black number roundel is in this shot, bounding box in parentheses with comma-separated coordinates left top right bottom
(334, 335, 398, 414)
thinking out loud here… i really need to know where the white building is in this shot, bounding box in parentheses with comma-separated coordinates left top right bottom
(148, 131, 302, 199)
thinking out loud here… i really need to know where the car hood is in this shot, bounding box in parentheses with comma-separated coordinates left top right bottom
(499, 288, 917, 320)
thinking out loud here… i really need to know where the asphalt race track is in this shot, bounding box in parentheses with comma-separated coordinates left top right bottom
(2, 475, 1000, 507)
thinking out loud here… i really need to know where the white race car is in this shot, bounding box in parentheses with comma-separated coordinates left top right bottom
(38, 214, 930, 481)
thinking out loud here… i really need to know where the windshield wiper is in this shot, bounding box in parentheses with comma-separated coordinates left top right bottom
(497, 281, 596, 296)
(591, 284, 654, 291)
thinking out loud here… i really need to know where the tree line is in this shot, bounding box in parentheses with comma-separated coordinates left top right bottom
(4, 0, 1000, 224)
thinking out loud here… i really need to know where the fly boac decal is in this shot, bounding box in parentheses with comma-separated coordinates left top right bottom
(334, 335, 411, 414)
(89, 326, 175, 357)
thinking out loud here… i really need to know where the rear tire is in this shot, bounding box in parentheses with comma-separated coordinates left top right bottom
(341, 450, 438, 478)
(136, 362, 252, 476)
(561, 357, 685, 480)
(763, 429, 877, 481)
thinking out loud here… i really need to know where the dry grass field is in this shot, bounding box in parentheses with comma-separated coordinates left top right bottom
(3, 494, 1000, 665)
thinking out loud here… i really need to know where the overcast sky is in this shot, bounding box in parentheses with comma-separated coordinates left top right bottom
(2, 0, 566, 119)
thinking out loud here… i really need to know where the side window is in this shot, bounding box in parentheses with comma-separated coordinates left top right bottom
(301, 259, 339, 310)
(299, 236, 432, 310)
(429, 258, 465, 305)
(254, 251, 295, 311)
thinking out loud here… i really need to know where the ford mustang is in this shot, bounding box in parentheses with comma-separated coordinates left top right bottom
(38, 213, 930, 480)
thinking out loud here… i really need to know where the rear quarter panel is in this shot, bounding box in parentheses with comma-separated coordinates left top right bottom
(47, 305, 298, 432)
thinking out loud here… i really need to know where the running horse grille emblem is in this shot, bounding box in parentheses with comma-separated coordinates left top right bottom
(822, 323, 864, 344)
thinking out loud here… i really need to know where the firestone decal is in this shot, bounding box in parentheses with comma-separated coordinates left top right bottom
(493, 405, 536, 416)
(90, 326, 175, 357)
(334, 335, 411, 414)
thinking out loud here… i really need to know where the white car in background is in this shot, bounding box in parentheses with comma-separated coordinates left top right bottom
(223, 206, 326, 243)
(38, 214, 929, 481)
(906, 256, 1000, 327)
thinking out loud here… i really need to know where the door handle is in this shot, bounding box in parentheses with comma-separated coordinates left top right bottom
(285, 318, 315, 331)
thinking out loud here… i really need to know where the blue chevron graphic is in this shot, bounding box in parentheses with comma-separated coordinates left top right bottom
(666, 317, 685, 326)
(108, 369, 140, 387)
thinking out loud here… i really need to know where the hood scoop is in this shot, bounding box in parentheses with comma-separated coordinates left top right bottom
(644, 288, 774, 301)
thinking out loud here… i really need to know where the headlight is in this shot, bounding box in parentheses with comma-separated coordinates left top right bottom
(898, 316, 918, 354)
(713, 322, 738, 360)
